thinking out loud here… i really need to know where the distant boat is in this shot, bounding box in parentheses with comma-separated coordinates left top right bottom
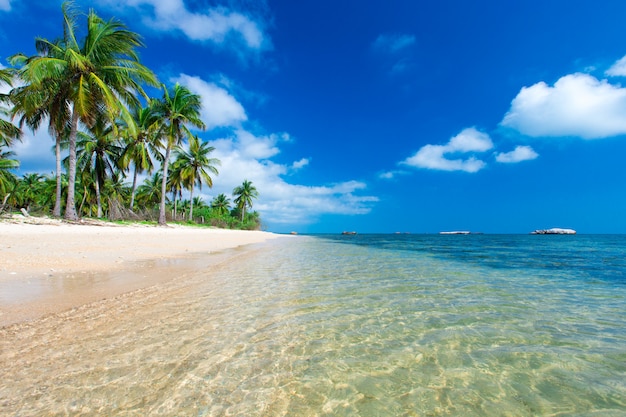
(341, 231, 357, 235)
(439, 231, 471, 235)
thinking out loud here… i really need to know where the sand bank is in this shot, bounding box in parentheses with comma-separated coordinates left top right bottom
(0, 217, 287, 326)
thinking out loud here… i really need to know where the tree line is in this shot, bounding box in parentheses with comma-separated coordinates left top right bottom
(0, 2, 261, 230)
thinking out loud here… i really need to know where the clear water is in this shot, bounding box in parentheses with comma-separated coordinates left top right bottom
(1, 235, 625, 416)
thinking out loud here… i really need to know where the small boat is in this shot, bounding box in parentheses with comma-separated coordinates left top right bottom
(439, 231, 471, 235)
(341, 231, 357, 235)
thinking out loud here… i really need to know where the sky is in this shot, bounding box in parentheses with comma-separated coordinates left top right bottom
(2, 0, 626, 233)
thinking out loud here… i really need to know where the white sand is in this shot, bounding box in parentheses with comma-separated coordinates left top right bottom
(0, 217, 287, 326)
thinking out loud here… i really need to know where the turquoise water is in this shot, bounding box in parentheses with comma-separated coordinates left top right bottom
(272, 234, 626, 415)
(2, 234, 625, 415)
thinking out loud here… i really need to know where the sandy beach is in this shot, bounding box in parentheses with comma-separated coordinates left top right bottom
(0, 216, 286, 327)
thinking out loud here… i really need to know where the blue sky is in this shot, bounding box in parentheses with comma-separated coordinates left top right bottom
(2, 0, 626, 233)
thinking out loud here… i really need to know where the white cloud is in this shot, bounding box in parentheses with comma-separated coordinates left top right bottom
(378, 170, 408, 180)
(291, 158, 309, 170)
(98, 0, 267, 49)
(235, 129, 280, 159)
(202, 130, 378, 226)
(501, 73, 626, 139)
(174, 74, 247, 129)
(0, 0, 10, 12)
(402, 128, 493, 173)
(495, 145, 539, 163)
(606, 55, 626, 77)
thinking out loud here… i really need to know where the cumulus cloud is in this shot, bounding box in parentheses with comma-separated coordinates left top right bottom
(234, 129, 280, 159)
(495, 146, 538, 163)
(97, 0, 267, 50)
(402, 128, 493, 173)
(501, 73, 626, 139)
(174, 74, 247, 129)
(606, 55, 626, 77)
(201, 130, 378, 226)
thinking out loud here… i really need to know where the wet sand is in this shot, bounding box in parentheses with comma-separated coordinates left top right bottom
(0, 218, 287, 326)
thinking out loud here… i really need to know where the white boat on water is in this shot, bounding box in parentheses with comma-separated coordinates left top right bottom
(439, 231, 471, 235)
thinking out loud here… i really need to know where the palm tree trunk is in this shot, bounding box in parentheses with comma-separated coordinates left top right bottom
(158, 145, 171, 225)
(64, 109, 80, 221)
(189, 184, 194, 221)
(53, 134, 62, 217)
(129, 166, 138, 211)
(79, 184, 87, 215)
(173, 192, 178, 220)
(95, 175, 103, 218)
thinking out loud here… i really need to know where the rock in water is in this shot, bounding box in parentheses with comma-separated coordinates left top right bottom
(531, 228, 576, 235)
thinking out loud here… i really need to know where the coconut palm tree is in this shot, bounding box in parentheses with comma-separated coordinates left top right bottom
(172, 135, 220, 220)
(119, 100, 162, 211)
(136, 171, 163, 209)
(167, 159, 185, 221)
(11, 2, 157, 220)
(75, 116, 124, 218)
(210, 193, 231, 216)
(14, 172, 43, 212)
(153, 83, 205, 225)
(0, 67, 22, 148)
(0, 147, 19, 197)
(233, 179, 259, 222)
(9, 42, 69, 217)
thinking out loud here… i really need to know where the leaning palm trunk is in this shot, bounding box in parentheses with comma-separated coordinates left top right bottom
(53, 134, 62, 217)
(158, 146, 172, 225)
(64, 109, 80, 221)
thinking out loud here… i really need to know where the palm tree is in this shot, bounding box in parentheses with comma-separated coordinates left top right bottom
(233, 179, 259, 222)
(119, 100, 162, 211)
(39, 172, 68, 212)
(75, 116, 123, 218)
(136, 172, 163, 209)
(10, 43, 69, 217)
(210, 193, 231, 216)
(153, 83, 205, 225)
(172, 135, 220, 220)
(0, 67, 22, 148)
(15, 172, 43, 212)
(0, 147, 19, 197)
(167, 159, 185, 221)
(103, 175, 130, 219)
(11, 2, 157, 220)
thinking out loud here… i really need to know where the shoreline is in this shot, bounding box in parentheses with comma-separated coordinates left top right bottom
(0, 217, 289, 327)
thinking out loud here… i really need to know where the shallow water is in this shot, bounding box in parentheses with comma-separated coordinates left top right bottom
(1, 235, 625, 415)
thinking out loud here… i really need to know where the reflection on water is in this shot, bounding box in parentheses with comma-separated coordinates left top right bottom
(1, 236, 625, 415)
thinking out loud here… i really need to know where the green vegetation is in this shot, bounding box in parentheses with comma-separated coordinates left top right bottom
(0, 1, 261, 231)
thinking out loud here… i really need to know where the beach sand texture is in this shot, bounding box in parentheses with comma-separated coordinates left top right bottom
(0, 218, 284, 326)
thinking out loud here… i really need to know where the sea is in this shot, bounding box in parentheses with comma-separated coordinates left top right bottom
(2, 234, 626, 416)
